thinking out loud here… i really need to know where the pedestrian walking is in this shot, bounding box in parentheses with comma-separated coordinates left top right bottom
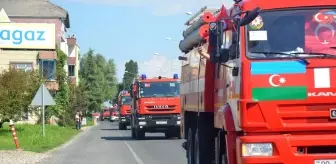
(75, 111, 80, 130)
(79, 111, 83, 129)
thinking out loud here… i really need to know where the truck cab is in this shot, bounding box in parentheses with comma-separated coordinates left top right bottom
(100, 108, 110, 121)
(180, 0, 336, 164)
(129, 74, 181, 140)
(118, 90, 132, 130)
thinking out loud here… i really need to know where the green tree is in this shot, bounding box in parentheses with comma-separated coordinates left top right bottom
(0, 69, 41, 127)
(105, 59, 117, 101)
(122, 60, 138, 90)
(78, 49, 118, 112)
(82, 49, 104, 112)
(48, 49, 70, 126)
(113, 82, 124, 103)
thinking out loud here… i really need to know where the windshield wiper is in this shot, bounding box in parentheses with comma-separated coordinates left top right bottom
(250, 51, 309, 65)
(165, 95, 177, 97)
(290, 52, 336, 59)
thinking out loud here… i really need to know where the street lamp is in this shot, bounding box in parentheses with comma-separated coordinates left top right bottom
(124, 71, 137, 76)
(165, 37, 180, 42)
(186, 12, 193, 15)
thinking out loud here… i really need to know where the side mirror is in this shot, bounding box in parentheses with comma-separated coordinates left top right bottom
(239, 7, 260, 26)
(208, 22, 224, 50)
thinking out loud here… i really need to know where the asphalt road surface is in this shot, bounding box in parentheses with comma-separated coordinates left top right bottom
(39, 120, 187, 164)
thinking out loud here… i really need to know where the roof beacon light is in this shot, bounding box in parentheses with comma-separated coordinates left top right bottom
(141, 74, 147, 80)
(173, 74, 178, 79)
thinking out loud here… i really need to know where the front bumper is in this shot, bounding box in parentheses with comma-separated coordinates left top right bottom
(119, 115, 131, 125)
(135, 114, 181, 132)
(110, 116, 118, 121)
(237, 133, 336, 164)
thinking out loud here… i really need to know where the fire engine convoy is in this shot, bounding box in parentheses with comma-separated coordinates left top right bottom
(100, 108, 111, 121)
(179, 0, 336, 164)
(129, 74, 181, 140)
(117, 90, 132, 130)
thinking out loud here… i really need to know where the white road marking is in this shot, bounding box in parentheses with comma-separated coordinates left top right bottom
(119, 132, 145, 164)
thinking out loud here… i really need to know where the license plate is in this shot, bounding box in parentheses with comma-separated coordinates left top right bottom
(330, 109, 336, 119)
(121, 119, 126, 121)
(314, 160, 336, 164)
(156, 121, 167, 124)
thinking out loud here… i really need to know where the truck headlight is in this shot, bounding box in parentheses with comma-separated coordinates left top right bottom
(139, 121, 146, 125)
(242, 143, 273, 156)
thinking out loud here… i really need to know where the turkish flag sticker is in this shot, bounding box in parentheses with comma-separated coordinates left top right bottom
(251, 73, 307, 88)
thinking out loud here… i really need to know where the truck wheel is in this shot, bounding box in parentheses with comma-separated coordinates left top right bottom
(123, 124, 127, 130)
(135, 129, 145, 140)
(131, 127, 136, 139)
(118, 123, 124, 130)
(194, 130, 200, 164)
(164, 132, 172, 139)
(215, 136, 221, 164)
(176, 129, 182, 139)
(187, 128, 194, 164)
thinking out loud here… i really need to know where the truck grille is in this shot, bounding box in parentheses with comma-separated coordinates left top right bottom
(146, 105, 176, 112)
(278, 104, 336, 130)
(243, 102, 336, 132)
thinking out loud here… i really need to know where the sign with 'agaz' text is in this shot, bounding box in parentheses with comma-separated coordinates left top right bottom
(0, 23, 55, 49)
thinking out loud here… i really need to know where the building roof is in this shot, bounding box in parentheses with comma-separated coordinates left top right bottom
(0, 0, 70, 28)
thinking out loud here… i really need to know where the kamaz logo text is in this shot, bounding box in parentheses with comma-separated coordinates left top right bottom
(308, 92, 336, 97)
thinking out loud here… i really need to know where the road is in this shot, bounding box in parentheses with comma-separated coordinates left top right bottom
(39, 120, 187, 164)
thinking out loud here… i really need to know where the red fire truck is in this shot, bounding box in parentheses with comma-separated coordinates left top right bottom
(129, 74, 181, 140)
(179, 0, 336, 164)
(117, 90, 131, 130)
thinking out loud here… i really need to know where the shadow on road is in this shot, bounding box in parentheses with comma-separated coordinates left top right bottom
(101, 136, 133, 141)
(100, 128, 119, 130)
(101, 136, 178, 141)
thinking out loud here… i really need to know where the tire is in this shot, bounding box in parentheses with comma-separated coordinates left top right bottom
(135, 129, 145, 140)
(176, 129, 182, 139)
(216, 131, 227, 164)
(118, 123, 124, 130)
(131, 127, 136, 139)
(164, 132, 173, 139)
(215, 136, 221, 164)
(194, 130, 200, 164)
(187, 128, 194, 164)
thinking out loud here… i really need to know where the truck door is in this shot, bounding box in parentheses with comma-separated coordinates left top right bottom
(225, 30, 241, 131)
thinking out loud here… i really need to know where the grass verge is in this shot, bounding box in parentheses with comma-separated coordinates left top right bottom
(0, 123, 80, 152)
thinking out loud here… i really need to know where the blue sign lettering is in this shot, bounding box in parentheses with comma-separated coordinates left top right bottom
(0, 29, 45, 45)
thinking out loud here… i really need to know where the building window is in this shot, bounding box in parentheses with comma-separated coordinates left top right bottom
(39, 60, 56, 80)
(11, 63, 33, 72)
(68, 65, 75, 76)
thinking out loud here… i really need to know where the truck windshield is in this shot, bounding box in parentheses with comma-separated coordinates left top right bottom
(246, 8, 336, 59)
(121, 96, 132, 105)
(139, 82, 180, 98)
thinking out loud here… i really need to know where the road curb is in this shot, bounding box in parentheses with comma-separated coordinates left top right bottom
(46, 122, 99, 153)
